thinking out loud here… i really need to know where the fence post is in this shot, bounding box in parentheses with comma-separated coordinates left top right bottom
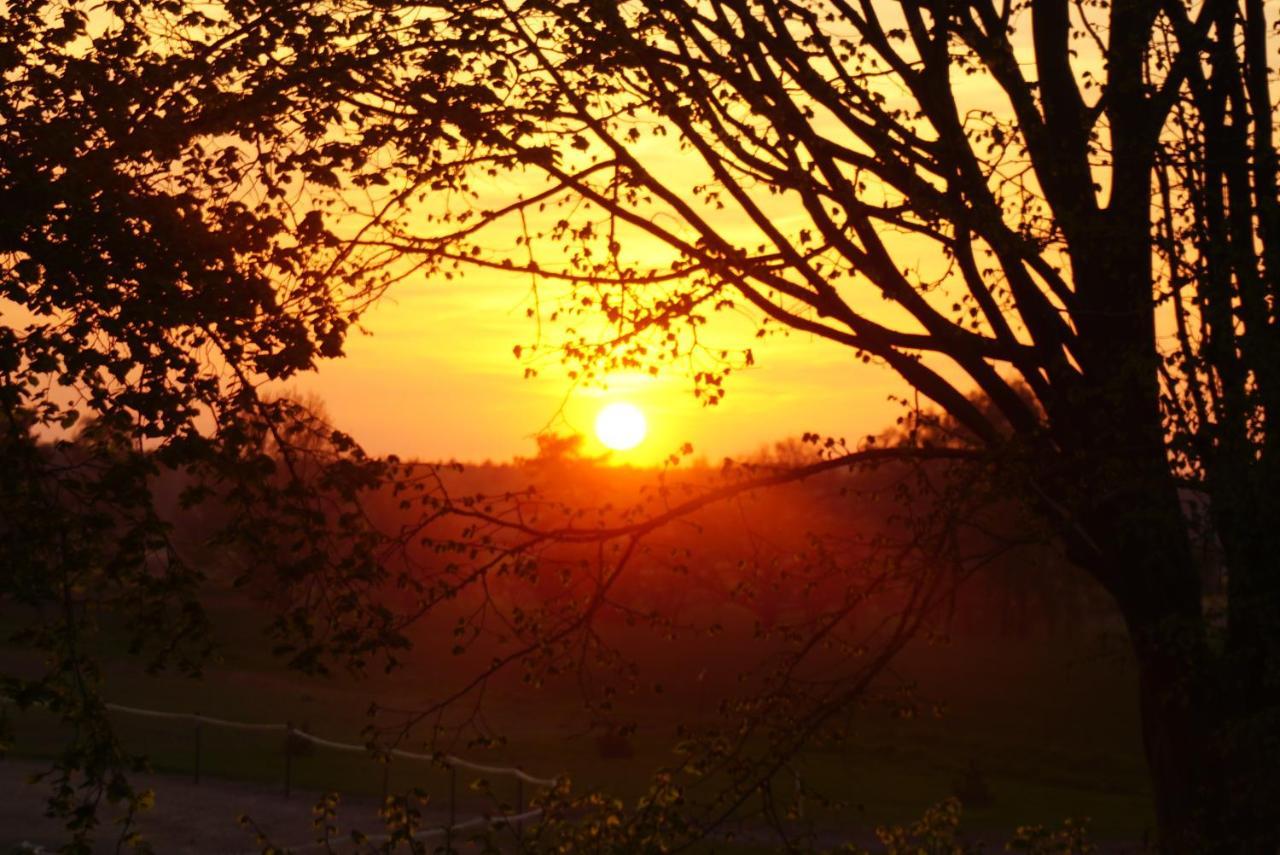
(284, 721, 293, 799)
(194, 713, 202, 785)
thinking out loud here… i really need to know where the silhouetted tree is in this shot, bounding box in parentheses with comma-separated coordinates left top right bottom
(532, 431, 590, 464)
(6, 1, 1278, 850)
(0, 8, 434, 844)
(190, 2, 1263, 848)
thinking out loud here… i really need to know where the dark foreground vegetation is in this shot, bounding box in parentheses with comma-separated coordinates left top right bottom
(5, 0, 1279, 850)
(4, 439, 1151, 850)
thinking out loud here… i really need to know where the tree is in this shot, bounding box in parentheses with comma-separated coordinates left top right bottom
(4, 0, 1276, 850)
(0, 7, 439, 846)
(207, 1, 1261, 849)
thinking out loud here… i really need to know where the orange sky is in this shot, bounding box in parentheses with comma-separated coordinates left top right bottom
(287, 73, 1020, 466)
(290, 267, 907, 465)
(51, 5, 1054, 467)
(282, 24, 1045, 467)
(288, 97, 980, 465)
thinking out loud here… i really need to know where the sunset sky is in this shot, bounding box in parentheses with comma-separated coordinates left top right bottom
(11, 3, 1264, 848)
(281, 34, 1021, 467)
(292, 267, 906, 465)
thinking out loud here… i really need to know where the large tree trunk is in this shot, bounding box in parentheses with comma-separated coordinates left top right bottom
(1093, 483, 1210, 853)
(1127, 604, 1280, 854)
(1058, 146, 1272, 850)
(1089, 463, 1280, 853)
(1123, 595, 1219, 853)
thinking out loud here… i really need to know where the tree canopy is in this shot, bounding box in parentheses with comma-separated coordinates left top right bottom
(3, 0, 1278, 851)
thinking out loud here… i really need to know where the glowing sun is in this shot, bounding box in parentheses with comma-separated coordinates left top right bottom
(595, 402, 647, 451)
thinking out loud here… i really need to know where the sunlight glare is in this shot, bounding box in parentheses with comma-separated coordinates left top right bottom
(595, 402, 647, 451)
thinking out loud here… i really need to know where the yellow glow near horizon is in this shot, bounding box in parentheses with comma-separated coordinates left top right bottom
(595, 402, 647, 451)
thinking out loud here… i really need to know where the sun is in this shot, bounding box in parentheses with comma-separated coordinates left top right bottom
(595, 402, 647, 451)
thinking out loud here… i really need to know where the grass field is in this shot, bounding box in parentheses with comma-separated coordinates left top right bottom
(1, 591, 1153, 848)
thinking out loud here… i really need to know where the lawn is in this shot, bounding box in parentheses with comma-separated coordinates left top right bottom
(1, 591, 1153, 847)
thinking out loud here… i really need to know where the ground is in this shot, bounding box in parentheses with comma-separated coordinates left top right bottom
(0, 758, 395, 854)
(1, 594, 1155, 852)
(0, 757, 1150, 853)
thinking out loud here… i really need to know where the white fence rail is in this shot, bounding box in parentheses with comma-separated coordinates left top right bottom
(106, 696, 565, 849)
(102, 701, 558, 787)
(4, 699, 562, 853)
